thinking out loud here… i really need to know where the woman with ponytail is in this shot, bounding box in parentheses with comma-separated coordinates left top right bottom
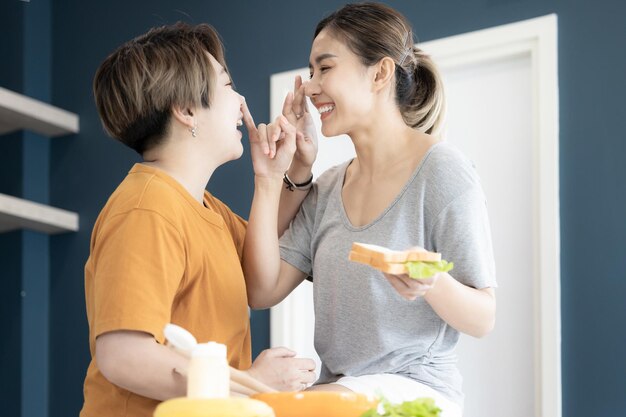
(243, 4, 496, 416)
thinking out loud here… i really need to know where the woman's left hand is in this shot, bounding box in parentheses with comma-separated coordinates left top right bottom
(383, 273, 440, 301)
(242, 99, 296, 179)
(282, 76, 318, 169)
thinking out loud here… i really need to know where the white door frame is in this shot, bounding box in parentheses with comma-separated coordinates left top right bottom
(270, 14, 560, 417)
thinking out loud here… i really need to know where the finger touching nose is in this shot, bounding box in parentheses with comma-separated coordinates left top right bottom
(302, 80, 317, 99)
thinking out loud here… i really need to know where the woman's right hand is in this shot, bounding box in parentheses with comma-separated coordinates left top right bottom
(246, 347, 317, 392)
(243, 100, 297, 180)
(383, 272, 439, 301)
(282, 75, 318, 171)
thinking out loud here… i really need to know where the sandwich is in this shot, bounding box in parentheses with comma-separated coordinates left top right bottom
(348, 242, 453, 279)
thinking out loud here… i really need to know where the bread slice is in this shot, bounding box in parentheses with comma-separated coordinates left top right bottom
(348, 242, 442, 275)
(350, 242, 441, 262)
(348, 250, 409, 274)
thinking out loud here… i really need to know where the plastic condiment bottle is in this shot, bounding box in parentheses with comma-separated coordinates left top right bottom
(187, 342, 230, 399)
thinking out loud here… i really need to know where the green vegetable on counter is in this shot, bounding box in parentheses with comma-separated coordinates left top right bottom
(361, 397, 441, 417)
(405, 260, 453, 280)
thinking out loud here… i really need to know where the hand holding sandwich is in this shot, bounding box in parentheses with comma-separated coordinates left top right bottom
(382, 271, 438, 300)
(349, 242, 495, 337)
(349, 243, 453, 301)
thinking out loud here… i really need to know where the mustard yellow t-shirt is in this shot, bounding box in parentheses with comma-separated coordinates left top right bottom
(80, 164, 252, 417)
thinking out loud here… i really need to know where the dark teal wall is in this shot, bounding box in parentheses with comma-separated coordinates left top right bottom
(1, 1, 52, 416)
(0, 4, 23, 416)
(0, 230, 21, 417)
(1, 0, 625, 416)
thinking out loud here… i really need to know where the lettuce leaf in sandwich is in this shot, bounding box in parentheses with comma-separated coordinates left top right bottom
(348, 242, 453, 280)
(361, 397, 442, 417)
(405, 260, 453, 280)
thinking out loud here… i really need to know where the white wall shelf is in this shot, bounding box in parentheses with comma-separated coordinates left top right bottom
(0, 193, 79, 234)
(0, 86, 79, 137)
(0, 86, 80, 234)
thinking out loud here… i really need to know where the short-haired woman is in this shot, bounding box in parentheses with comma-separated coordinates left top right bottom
(82, 22, 315, 417)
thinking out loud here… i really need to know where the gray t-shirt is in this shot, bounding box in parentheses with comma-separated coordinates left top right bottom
(279, 142, 497, 406)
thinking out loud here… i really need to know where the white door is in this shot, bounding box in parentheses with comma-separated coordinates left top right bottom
(445, 52, 534, 417)
(269, 15, 559, 417)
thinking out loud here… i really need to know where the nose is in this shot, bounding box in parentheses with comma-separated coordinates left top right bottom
(303, 79, 320, 100)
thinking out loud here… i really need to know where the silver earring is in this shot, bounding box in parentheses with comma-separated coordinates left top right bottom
(191, 126, 197, 137)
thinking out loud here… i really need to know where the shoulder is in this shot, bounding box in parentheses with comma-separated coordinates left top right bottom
(419, 142, 483, 197)
(132, 174, 187, 219)
(90, 177, 186, 257)
(410, 142, 487, 220)
(422, 142, 480, 185)
(312, 160, 350, 199)
(101, 169, 189, 228)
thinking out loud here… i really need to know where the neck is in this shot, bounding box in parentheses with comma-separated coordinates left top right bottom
(349, 109, 429, 180)
(142, 135, 218, 204)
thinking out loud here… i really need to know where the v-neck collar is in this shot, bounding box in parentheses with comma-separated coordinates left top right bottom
(336, 142, 443, 231)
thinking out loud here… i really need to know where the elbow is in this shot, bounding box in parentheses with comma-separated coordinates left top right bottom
(469, 305, 496, 338)
(246, 280, 283, 310)
(472, 317, 496, 338)
(248, 297, 276, 310)
(246, 289, 273, 310)
(96, 340, 122, 385)
(247, 297, 268, 310)
(98, 364, 120, 387)
(95, 333, 133, 387)
(470, 288, 496, 338)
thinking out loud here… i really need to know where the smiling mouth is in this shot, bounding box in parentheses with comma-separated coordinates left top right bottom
(317, 103, 335, 120)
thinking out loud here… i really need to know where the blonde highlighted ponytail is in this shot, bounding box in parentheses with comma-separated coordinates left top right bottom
(395, 47, 446, 136)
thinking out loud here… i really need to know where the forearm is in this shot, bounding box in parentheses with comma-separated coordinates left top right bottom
(96, 332, 187, 401)
(243, 175, 284, 307)
(277, 164, 312, 237)
(424, 274, 496, 338)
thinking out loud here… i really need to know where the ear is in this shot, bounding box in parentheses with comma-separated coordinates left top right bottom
(372, 57, 396, 92)
(171, 105, 195, 129)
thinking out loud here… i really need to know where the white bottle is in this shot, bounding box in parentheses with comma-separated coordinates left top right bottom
(187, 342, 230, 399)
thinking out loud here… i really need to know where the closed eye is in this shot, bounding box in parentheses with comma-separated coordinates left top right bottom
(309, 66, 331, 79)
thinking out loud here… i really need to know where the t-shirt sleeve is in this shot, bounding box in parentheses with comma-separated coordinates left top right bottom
(279, 186, 318, 277)
(429, 186, 497, 289)
(91, 209, 186, 343)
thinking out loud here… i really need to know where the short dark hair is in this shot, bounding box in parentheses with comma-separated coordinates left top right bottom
(93, 22, 228, 154)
